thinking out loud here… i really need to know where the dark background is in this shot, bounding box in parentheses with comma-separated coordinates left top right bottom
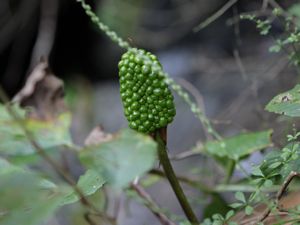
(1, 0, 295, 96)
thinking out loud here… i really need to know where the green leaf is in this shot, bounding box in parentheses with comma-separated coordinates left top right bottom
(269, 162, 282, 169)
(263, 179, 273, 188)
(235, 192, 246, 203)
(265, 84, 300, 117)
(0, 158, 105, 223)
(0, 104, 26, 120)
(225, 210, 235, 220)
(212, 214, 223, 220)
(260, 142, 300, 181)
(0, 157, 21, 173)
(0, 158, 64, 225)
(80, 129, 157, 188)
(245, 205, 254, 215)
(256, 19, 271, 35)
(204, 130, 273, 160)
(212, 221, 222, 225)
(27, 113, 72, 149)
(269, 44, 281, 53)
(251, 167, 264, 177)
(0, 103, 72, 157)
(62, 169, 105, 205)
(230, 203, 244, 209)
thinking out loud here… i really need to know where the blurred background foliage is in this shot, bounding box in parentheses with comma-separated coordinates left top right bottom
(2, 0, 300, 225)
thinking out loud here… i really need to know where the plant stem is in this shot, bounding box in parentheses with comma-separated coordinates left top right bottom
(155, 130, 199, 225)
(150, 169, 284, 193)
(150, 169, 214, 195)
(224, 159, 235, 184)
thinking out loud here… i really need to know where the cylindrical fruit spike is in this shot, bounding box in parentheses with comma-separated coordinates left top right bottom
(118, 48, 176, 133)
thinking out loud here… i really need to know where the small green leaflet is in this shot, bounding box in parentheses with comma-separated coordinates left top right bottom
(259, 142, 300, 181)
(265, 84, 300, 117)
(204, 130, 273, 160)
(80, 129, 157, 188)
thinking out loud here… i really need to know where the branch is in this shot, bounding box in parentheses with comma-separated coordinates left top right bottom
(170, 150, 201, 161)
(150, 169, 214, 195)
(177, 79, 212, 140)
(84, 213, 98, 225)
(193, 0, 239, 32)
(131, 183, 177, 225)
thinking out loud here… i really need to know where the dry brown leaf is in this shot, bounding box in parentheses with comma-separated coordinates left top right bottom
(84, 126, 113, 146)
(13, 59, 66, 120)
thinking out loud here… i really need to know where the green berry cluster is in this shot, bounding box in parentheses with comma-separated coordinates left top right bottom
(118, 49, 176, 133)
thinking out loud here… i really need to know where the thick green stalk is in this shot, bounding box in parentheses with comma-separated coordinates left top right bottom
(155, 131, 199, 225)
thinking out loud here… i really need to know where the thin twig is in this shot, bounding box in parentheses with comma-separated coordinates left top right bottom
(258, 171, 300, 222)
(193, 0, 239, 32)
(232, 5, 242, 47)
(177, 79, 206, 116)
(233, 49, 247, 81)
(177, 78, 211, 140)
(237, 211, 290, 225)
(276, 171, 300, 208)
(150, 169, 214, 195)
(170, 150, 201, 161)
(84, 212, 98, 225)
(130, 183, 176, 225)
(217, 56, 289, 120)
(227, 10, 273, 26)
(166, 77, 222, 140)
(113, 192, 122, 221)
(231, 171, 300, 225)
(261, 0, 269, 11)
(150, 169, 283, 193)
